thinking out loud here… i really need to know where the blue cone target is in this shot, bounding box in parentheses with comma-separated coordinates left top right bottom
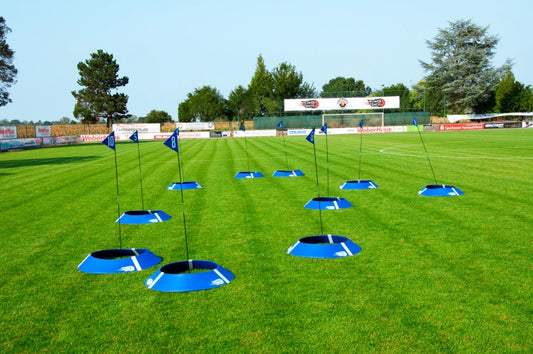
(339, 180, 378, 190)
(145, 260, 234, 292)
(117, 210, 171, 224)
(234, 171, 264, 179)
(304, 196, 352, 210)
(78, 248, 162, 274)
(167, 181, 202, 190)
(287, 235, 362, 258)
(273, 169, 304, 177)
(418, 184, 464, 197)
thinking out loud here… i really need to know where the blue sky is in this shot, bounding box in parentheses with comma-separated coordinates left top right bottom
(2, 0, 532, 122)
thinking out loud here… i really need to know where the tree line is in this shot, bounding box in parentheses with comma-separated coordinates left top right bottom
(2, 17, 532, 127)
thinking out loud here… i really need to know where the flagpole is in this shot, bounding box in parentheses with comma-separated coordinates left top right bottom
(135, 138, 144, 210)
(282, 132, 289, 170)
(244, 129, 250, 171)
(308, 127, 324, 235)
(414, 118, 438, 184)
(113, 147, 122, 249)
(175, 134, 190, 262)
(321, 123, 329, 196)
(358, 125, 363, 181)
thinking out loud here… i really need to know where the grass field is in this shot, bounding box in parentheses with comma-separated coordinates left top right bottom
(1, 128, 532, 352)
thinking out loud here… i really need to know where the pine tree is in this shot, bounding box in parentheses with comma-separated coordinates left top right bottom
(72, 50, 129, 128)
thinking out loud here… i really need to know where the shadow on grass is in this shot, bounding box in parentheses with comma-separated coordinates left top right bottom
(0, 156, 100, 168)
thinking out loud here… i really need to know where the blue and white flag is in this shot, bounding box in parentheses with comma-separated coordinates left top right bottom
(174, 128, 180, 136)
(413, 117, 418, 127)
(129, 130, 139, 143)
(306, 127, 316, 144)
(277, 121, 283, 129)
(163, 131, 179, 153)
(359, 119, 364, 128)
(320, 123, 328, 135)
(102, 131, 116, 151)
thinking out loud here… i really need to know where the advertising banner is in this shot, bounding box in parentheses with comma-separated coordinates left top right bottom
(0, 126, 17, 139)
(35, 126, 51, 137)
(176, 122, 215, 130)
(438, 123, 485, 131)
(284, 96, 400, 111)
(112, 123, 161, 134)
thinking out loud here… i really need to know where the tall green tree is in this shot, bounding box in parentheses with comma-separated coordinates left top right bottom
(71, 50, 129, 128)
(228, 85, 256, 121)
(0, 17, 18, 107)
(320, 77, 371, 98)
(178, 85, 227, 122)
(494, 70, 533, 113)
(420, 19, 511, 114)
(143, 110, 173, 123)
(383, 83, 411, 112)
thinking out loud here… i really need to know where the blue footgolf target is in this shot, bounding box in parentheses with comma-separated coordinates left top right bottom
(116, 210, 172, 224)
(339, 179, 378, 190)
(234, 171, 265, 179)
(418, 184, 464, 197)
(167, 181, 202, 190)
(287, 235, 361, 258)
(304, 196, 353, 210)
(78, 248, 162, 274)
(273, 169, 304, 177)
(145, 260, 234, 292)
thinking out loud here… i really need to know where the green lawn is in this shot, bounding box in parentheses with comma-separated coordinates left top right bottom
(0, 129, 531, 352)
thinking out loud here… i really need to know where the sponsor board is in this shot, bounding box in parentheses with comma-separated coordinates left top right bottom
(233, 129, 276, 138)
(287, 126, 405, 136)
(35, 126, 51, 137)
(438, 123, 485, 131)
(284, 96, 400, 111)
(0, 126, 17, 139)
(176, 122, 215, 131)
(112, 123, 161, 134)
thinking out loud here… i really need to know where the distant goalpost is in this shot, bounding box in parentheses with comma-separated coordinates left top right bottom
(322, 112, 384, 128)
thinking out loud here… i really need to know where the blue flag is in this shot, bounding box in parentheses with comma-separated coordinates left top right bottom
(277, 121, 283, 129)
(306, 127, 316, 144)
(240, 124, 245, 132)
(174, 127, 180, 136)
(320, 123, 328, 135)
(413, 117, 418, 127)
(129, 130, 139, 143)
(163, 131, 179, 153)
(359, 119, 364, 128)
(102, 131, 116, 151)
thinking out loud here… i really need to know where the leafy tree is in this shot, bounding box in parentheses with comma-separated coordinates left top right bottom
(0, 17, 18, 107)
(383, 83, 411, 112)
(248, 54, 273, 98)
(494, 71, 533, 112)
(320, 77, 371, 98)
(248, 55, 316, 115)
(178, 85, 227, 121)
(59, 117, 70, 124)
(143, 110, 173, 123)
(71, 50, 130, 128)
(228, 85, 257, 121)
(420, 19, 511, 114)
